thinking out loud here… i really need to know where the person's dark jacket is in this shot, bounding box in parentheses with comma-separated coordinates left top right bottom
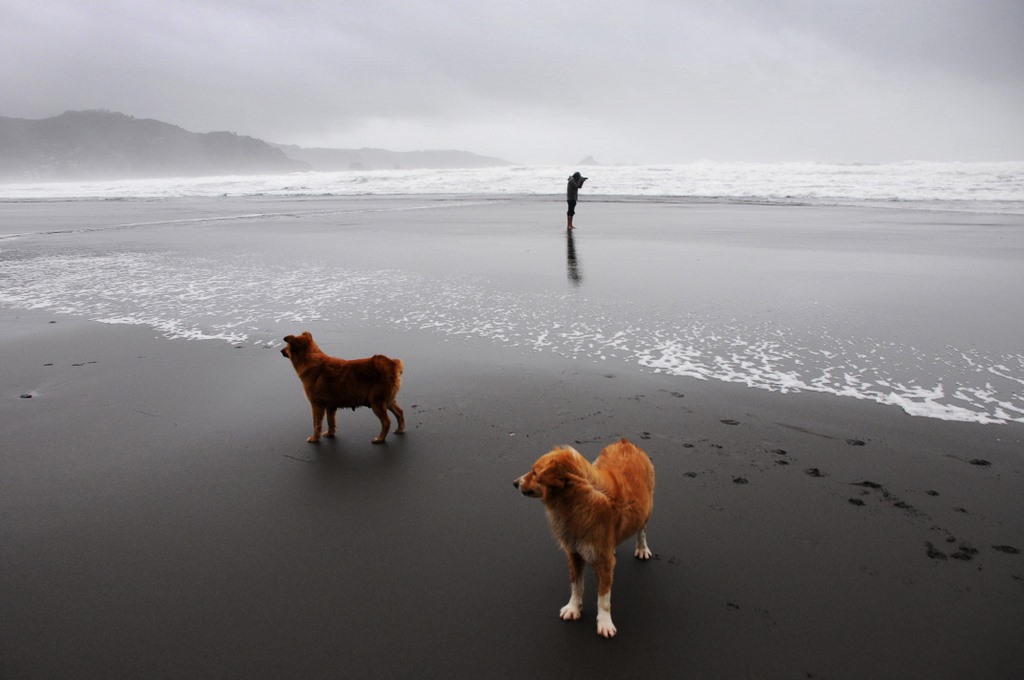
(567, 173, 586, 201)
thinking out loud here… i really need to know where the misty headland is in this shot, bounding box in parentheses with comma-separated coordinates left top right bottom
(0, 110, 513, 181)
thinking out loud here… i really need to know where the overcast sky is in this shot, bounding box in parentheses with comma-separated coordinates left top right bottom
(3, 0, 1022, 164)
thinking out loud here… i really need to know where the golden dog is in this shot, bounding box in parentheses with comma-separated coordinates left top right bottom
(281, 331, 405, 444)
(514, 438, 655, 638)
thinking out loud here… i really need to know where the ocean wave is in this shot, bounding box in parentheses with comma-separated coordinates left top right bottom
(1, 249, 1021, 425)
(2, 161, 1023, 211)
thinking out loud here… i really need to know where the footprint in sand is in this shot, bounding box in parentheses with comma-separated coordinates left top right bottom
(950, 545, 979, 561)
(852, 480, 882, 489)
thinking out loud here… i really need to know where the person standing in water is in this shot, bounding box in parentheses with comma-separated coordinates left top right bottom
(566, 171, 587, 230)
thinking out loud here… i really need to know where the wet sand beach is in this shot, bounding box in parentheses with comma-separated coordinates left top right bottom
(2, 196, 1023, 678)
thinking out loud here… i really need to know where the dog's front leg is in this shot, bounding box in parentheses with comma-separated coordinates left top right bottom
(595, 555, 617, 638)
(308, 404, 325, 443)
(324, 408, 337, 438)
(634, 526, 652, 560)
(560, 551, 585, 621)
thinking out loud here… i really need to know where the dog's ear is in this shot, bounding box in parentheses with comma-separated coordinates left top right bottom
(537, 455, 584, 490)
(285, 334, 313, 353)
(536, 462, 566, 489)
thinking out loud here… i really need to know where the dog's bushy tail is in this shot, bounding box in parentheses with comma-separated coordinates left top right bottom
(391, 357, 405, 395)
(369, 355, 404, 390)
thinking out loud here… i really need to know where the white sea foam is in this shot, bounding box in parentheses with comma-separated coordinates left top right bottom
(2, 161, 1023, 212)
(1, 250, 1021, 425)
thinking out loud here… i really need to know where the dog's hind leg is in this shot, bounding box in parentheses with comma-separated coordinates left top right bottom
(324, 408, 338, 438)
(634, 526, 652, 560)
(388, 400, 405, 434)
(595, 555, 617, 638)
(370, 401, 391, 444)
(560, 551, 585, 621)
(308, 404, 325, 443)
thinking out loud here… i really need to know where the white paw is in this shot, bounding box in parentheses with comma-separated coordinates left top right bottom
(597, 616, 617, 638)
(559, 604, 581, 621)
(634, 546, 652, 560)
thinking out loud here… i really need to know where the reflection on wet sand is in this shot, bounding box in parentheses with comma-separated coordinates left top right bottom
(566, 229, 582, 285)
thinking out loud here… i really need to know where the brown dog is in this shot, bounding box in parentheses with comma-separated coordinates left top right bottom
(281, 331, 405, 444)
(513, 439, 654, 638)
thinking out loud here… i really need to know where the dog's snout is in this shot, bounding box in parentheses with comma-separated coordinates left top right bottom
(514, 475, 541, 497)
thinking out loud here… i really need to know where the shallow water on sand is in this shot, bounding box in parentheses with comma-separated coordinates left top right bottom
(1, 195, 1022, 424)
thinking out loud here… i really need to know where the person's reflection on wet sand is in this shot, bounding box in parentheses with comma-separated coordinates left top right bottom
(566, 229, 582, 285)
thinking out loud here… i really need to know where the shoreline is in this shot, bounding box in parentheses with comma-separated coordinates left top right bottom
(2, 192, 1023, 223)
(2, 309, 1022, 678)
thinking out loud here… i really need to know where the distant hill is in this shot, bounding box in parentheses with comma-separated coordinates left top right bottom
(0, 110, 514, 181)
(0, 110, 308, 180)
(274, 144, 512, 171)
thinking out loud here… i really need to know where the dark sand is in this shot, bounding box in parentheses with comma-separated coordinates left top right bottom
(2, 196, 1023, 679)
(2, 312, 1022, 679)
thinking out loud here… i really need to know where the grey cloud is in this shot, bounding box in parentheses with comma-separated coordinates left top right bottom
(1, 0, 1021, 164)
